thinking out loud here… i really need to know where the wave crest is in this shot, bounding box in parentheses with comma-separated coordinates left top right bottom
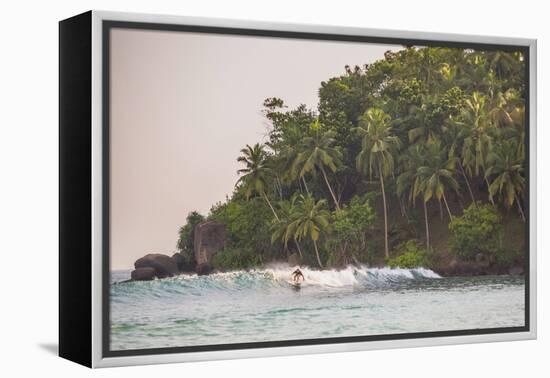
(264, 265, 439, 288)
(112, 265, 440, 293)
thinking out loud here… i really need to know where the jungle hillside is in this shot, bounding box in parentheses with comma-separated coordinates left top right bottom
(177, 46, 527, 275)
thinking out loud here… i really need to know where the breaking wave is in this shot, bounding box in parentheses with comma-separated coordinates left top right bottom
(111, 265, 440, 299)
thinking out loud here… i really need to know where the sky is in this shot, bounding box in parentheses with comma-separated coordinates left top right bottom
(110, 28, 400, 270)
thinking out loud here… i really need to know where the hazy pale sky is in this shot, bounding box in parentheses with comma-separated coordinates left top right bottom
(110, 28, 400, 269)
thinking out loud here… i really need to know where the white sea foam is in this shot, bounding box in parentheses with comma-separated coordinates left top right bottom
(122, 264, 440, 289)
(261, 264, 440, 288)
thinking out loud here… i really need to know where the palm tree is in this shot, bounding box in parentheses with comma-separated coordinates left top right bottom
(397, 145, 430, 250)
(489, 90, 516, 128)
(273, 125, 311, 194)
(485, 140, 526, 221)
(288, 194, 330, 268)
(236, 143, 280, 221)
(441, 120, 476, 206)
(416, 142, 459, 221)
(271, 197, 303, 258)
(484, 51, 519, 80)
(459, 92, 496, 204)
(292, 119, 342, 210)
(355, 108, 400, 258)
(407, 96, 442, 144)
(418, 48, 442, 90)
(460, 92, 493, 175)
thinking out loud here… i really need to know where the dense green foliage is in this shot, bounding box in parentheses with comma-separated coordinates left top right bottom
(387, 240, 431, 269)
(177, 46, 526, 271)
(449, 203, 503, 260)
(327, 195, 376, 266)
(209, 197, 275, 263)
(176, 211, 205, 267)
(211, 247, 259, 271)
(286, 194, 331, 267)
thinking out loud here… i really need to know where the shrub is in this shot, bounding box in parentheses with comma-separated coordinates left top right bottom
(449, 203, 503, 261)
(209, 197, 275, 261)
(494, 247, 517, 269)
(176, 211, 206, 269)
(387, 240, 431, 268)
(327, 194, 376, 266)
(211, 247, 259, 271)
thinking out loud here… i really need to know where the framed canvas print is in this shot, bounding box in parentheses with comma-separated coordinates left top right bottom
(59, 10, 537, 368)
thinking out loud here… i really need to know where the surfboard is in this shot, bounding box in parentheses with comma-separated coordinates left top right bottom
(288, 280, 302, 289)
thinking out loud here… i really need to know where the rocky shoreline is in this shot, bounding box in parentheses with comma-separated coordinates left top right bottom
(124, 252, 524, 283)
(123, 221, 524, 282)
(126, 221, 226, 281)
(431, 258, 524, 277)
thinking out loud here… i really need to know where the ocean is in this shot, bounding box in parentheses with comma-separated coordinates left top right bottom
(110, 265, 525, 351)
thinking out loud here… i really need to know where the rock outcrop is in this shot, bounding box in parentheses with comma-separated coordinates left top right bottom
(126, 223, 226, 281)
(433, 256, 525, 277)
(171, 252, 195, 273)
(131, 267, 156, 281)
(509, 265, 524, 276)
(194, 222, 226, 275)
(133, 253, 178, 279)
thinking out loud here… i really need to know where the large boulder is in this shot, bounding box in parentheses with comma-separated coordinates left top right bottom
(171, 252, 194, 273)
(134, 253, 178, 278)
(171, 252, 185, 271)
(435, 258, 492, 276)
(196, 263, 212, 276)
(194, 222, 226, 274)
(131, 267, 156, 281)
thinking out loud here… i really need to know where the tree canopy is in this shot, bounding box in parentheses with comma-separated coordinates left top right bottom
(178, 46, 526, 270)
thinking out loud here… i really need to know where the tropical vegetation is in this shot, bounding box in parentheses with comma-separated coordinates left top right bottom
(176, 46, 527, 271)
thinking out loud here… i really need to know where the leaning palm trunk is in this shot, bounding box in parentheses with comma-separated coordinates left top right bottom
(398, 197, 406, 217)
(302, 176, 310, 195)
(295, 239, 303, 258)
(275, 176, 283, 200)
(515, 194, 526, 222)
(442, 192, 453, 221)
(379, 166, 389, 259)
(320, 166, 341, 211)
(459, 161, 476, 206)
(262, 192, 280, 221)
(484, 176, 495, 205)
(423, 200, 430, 251)
(313, 240, 324, 268)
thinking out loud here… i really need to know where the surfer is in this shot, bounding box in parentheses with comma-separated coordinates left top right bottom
(291, 268, 304, 283)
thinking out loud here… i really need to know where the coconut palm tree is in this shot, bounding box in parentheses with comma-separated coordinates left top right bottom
(355, 108, 400, 258)
(273, 125, 311, 194)
(460, 92, 494, 178)
(416, 142, 459, 221)
(236, 143, 280, 221)
(485, 139, 526, 221)
(288, 194, 330, 268)
(488, 89, 523, 128)
(397, 145, 425, 205)
(397, 144, 431, 250)
(484, 51, 519, 80)
(292, 119, 342, 210)
(418, 48, 442, 90)
(459, 92, 498, 205)
(441, 120, 476, 206)
(407, 96, 443, 144)
(271, 196, 303, 258)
